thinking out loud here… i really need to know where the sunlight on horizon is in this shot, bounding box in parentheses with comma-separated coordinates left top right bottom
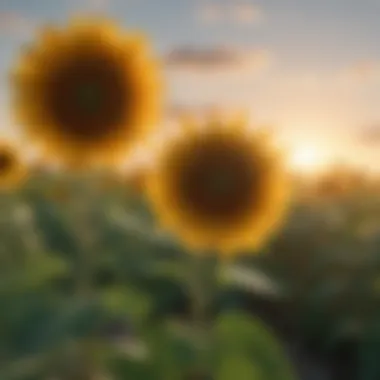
(287, 144, 332, 175)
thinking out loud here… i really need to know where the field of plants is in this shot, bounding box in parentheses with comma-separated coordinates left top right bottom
(0, 11, 379, 380)
(0, 170, 379, 380)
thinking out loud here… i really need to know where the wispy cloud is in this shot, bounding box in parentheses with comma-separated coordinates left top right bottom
(342, 60, 380, 82)
(231, 3, 263, 25)
(357, 124, 380, 146)
(84, 0, 111, 11)
(197, 2, 263, 26)
(165, 46, 272, 75)
(0, 12, 35, 37)
(71, 0, 112, 13)
(168, 103, 243, 119)
(197, 3, 224, 24)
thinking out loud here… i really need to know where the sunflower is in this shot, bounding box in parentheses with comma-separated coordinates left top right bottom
(145, 118, 289, 255)
(11, 17, 162, 167)
(0, 142, 27, 190)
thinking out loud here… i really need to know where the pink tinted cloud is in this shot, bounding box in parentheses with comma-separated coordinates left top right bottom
(165, 46, 272, 75)
(231, 3, 263, 25)
(343, 60, 380, 82)
(197, 3, 224, 24)
(84, 0, 111, 11)
(71, 0, 111, 13)
(358, 124, 380, 146)
(197, 2, 263, 26)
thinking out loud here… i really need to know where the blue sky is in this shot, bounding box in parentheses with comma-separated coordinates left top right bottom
(0, 0, 380, 172)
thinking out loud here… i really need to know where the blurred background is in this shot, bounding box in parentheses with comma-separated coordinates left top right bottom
(0, 1, 380, 380)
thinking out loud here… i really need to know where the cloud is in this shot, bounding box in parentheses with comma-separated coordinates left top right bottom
(168, 104, 232, 118)
(165, 46, 272, 75)
(197, 3, 224, 24)
(358, 124, 380, 146)
(84, 0, 111, 11)
(0, 12, 35, 36)
(231, 3, 263, 25)
(72, 0, 111, 13)
(197, 2, 263, 26)
(342, 60, 380, 82)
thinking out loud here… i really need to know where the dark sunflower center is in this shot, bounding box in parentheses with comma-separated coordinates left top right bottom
(0, 153, 14, 174)
(204, 169, 236, 197)
(176, 140, 260, 225)
(44, 50, 130, 141)
(75, 82, 103, 112)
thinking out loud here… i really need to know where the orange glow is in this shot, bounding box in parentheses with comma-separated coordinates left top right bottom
(288, 145, 331, 174)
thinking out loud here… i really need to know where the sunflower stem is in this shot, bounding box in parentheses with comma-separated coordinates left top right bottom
(73, 199, 94, 298)
(186, 252, 218, 377)
(64, 178, 99, 379)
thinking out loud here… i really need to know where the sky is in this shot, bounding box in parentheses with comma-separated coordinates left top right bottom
(0, 0, 380, 173)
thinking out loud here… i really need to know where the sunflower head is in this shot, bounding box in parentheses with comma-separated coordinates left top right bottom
(146, 118, 290, 255)
(11, 17, 162, 167)
(0, 142, 27, 191)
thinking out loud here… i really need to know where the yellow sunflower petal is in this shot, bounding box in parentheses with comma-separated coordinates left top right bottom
(0, 141, 28, 191)
(11, 16, 162, 168)
(145, 118, 290, 256)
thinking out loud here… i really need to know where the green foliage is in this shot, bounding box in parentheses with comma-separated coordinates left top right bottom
(213, 312, 297, 380)
(1, 173, 379, 379)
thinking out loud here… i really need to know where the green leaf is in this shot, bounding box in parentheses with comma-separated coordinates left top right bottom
(216, 356, 265, 380)
(219, 264, 284, 298)
(107, 353, 155, 380)
(213, 312, 297, 380)
(0, 353, 48, 380)
(100, 285, 152, 323)
(145, 323, 199, 380)
(4, 294, 108, 356)
(0, 255, 69, 292)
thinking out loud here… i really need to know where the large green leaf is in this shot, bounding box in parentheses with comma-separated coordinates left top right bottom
(219, 264, 284, 299)
(107, 353, 156, 380)
(0, 254, 69, 292)
(100, 285, 152, 323)
(212, 312, 297, 380)
(216, 356, 265, 380)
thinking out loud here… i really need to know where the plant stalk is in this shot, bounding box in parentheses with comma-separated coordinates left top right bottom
(186, 252, 219, 377)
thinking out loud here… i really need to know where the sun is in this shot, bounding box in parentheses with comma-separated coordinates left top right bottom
(288, 145, 328, 174)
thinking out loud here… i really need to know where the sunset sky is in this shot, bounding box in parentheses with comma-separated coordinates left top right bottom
(0, 0, 380, 172)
